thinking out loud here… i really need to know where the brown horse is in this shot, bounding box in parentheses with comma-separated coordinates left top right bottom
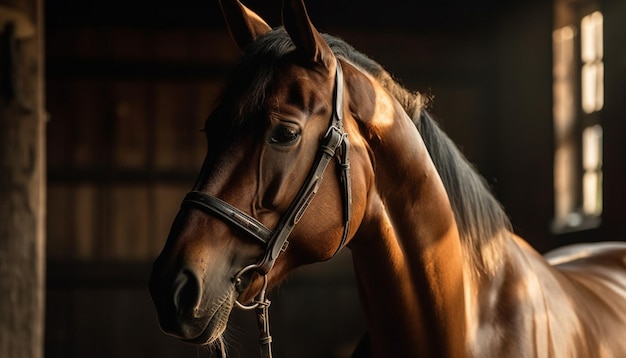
(149, 0, 626, 356)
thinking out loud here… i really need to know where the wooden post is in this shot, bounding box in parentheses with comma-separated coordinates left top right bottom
(0, 0, 45, 357)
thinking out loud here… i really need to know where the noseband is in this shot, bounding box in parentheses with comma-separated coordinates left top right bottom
(180, 61, 351, 357)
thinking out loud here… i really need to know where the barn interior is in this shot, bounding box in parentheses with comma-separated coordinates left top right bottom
(8, 0, 625, 356)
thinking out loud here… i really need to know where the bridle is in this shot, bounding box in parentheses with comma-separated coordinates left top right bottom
(181, 60, 351, 358)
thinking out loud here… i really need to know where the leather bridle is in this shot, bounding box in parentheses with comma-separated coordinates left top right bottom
(180, 61, 351, 358)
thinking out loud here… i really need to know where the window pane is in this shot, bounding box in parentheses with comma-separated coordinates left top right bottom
(581, 11, 603, 63)
(593, 11, 604, 60)
(582, 63, 597, 114)
(583, 125, 603, 170)
(583, 171, 602, 216)
(581, 14, 594, 62)
(581, 11, 604, 114)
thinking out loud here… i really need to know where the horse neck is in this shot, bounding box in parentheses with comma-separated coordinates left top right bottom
(349, 89, 470, 357)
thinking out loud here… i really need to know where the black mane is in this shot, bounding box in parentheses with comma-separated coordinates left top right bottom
(208, 27, 511, 273)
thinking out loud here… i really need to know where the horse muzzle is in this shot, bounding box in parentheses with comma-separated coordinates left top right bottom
(149, 261, 236, 343)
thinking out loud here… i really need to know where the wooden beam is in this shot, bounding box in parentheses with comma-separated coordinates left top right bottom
(0, 1, 45, 357)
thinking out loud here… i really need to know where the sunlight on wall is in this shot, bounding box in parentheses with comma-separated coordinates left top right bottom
(552, 26, 577, 225)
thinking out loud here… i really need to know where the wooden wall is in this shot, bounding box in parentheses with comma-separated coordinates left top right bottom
(491, 1, 555, 252)
(46, 28, 234, 262)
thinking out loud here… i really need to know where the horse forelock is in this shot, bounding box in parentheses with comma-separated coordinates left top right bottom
(203, 30, 291, 146)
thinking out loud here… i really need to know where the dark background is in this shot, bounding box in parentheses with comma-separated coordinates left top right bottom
(44, 0, 626, 357)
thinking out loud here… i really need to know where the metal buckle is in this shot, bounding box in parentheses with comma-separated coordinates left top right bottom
(234, 265, 269, 310)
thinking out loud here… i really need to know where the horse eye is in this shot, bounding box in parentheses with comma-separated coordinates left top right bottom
(270, 125, 300, 145)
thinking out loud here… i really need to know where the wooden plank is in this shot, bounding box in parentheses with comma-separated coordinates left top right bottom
(189, 30, 239, 64)
(46, 79, 73, 169)
(150, 29, 190, 62)
(150, 184, 189, 258)
(72, 79, 107, 168)
(73, 184, 97, 260)
(46, 59, 231, 80)
(153, 81, 196, 171)
(190, 82, 223, 164)
(110, 81, 148, 169)
(46, 185, 74, 260)
(108, 185, 150, 260)
(153, 82, 180, 171)
(107, 27, 148, 61)
(47, 27, 107, 60)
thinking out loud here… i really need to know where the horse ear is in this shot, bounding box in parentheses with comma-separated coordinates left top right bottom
(219, 0, 272, 51)
(282, 0, 335, 69)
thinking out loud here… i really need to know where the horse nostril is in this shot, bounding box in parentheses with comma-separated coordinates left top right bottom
(173, 269, 201, 314)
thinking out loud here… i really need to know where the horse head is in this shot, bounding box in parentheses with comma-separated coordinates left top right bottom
(149, 0, 375, 345)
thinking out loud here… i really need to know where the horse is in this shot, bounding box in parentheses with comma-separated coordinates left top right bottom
(149, 0, 626, 356)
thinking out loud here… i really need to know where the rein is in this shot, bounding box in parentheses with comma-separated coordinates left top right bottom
(181, 61, 350, 358)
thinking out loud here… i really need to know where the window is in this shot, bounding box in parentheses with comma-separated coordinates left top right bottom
(581, 11, 604, 114)
(552, 2, 603, 232)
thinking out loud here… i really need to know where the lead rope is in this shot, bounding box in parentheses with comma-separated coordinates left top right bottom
(234, 272, 273, 358)
(251, 273, 272, 358)
(255, 294, 272, 358)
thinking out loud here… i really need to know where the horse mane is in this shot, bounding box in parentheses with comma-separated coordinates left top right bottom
(209, 28, 511, 274)
(416, 112, 511, 273)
